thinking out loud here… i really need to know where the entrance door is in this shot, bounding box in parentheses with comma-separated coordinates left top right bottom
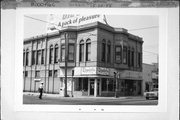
(90, 81, 94, 95)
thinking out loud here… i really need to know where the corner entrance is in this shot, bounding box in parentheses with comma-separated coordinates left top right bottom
(89, 79, 100, 97)
(90, 81, 94, 95)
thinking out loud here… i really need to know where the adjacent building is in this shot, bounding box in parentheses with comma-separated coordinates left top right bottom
(23, 22, 143, 97)
(142, 63, 159, 92)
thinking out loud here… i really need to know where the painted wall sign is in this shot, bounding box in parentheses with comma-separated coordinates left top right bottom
(97, 67, 110, 76)
(46, 14, 106, 32)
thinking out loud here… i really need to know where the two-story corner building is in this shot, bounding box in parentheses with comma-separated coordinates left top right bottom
(23, 22, 143, 97)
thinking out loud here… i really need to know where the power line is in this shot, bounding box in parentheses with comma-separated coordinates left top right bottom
(128, 26, 159, 31)
(143, 50, 158, 55)
(24, 15, 58, 26)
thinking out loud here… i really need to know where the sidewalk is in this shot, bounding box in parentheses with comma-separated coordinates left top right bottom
(23, 92, 144, 100)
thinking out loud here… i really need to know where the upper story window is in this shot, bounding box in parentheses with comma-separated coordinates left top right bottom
(128, 48, 131, 67)
(107, 41, 111, 63)
(115, 46, 122, 63)
(54, 70, 58, 77)
(101, 39, 106, 62)
(79, 40, 84, 62)
(49, 45, 53, 64)
(68, 44, 75, 61)
(41, 49, 44, 64)
(36, 50, 41, 65)
(25, 49, 29, 66)
(35, 71, 40, 78)
(32, 50, 36, 65)
(61, 45, 65, 61)
(86, 39, 91, 61)
(49, 70, 52, 77)
(138, 52, 142, 67)
(23, 50, 25, 66)
(54, 44, 59, 63)
(131, 48, 134, 67)
(123, 46, 127, 64)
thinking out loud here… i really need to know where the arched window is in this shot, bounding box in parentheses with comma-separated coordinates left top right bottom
(25, 49, 29, 66)
(79, 40, 84, 62)
(54, 44, 59, 63)
(101, 39, 106, 62)
(107, 41, 111, 63)
(49, 45, 53, 64)
(86, 39, 91, 61)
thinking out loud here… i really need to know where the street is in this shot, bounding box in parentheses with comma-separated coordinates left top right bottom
(23, 93, 158, 105)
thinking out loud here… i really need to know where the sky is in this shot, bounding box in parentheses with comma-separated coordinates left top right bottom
(24, 14, 159, 64)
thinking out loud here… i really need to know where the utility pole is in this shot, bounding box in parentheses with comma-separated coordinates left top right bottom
(64, 32, 68, 97)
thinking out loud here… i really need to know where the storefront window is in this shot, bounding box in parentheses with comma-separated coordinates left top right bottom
(102, 78, 114, 92)
(75, 78, 88, 91)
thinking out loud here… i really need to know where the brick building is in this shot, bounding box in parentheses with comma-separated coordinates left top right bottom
(23, 22, 143, 97)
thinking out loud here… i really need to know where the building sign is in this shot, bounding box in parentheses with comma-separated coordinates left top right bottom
(46, 14, 106, 32)
(81, 67, 96, 75)
(81, 67, 110, 76)
(97, 67, 110, 76)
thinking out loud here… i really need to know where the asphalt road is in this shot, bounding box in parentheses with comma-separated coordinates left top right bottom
(23, 94, 158, 105)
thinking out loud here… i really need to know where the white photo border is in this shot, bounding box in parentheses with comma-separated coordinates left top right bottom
(14, 8, 168, 112)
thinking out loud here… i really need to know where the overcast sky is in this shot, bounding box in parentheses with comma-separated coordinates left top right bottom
(24, 14, 159, 64)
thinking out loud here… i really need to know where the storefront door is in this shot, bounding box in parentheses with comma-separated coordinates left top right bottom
(90, 81, 94, 95)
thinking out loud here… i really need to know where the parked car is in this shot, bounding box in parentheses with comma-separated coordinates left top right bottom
(144, 88, 158, 100)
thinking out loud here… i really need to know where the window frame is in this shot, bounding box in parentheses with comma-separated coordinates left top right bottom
(61, 44, 65, 62)
(107, 41, 111, 63)
(101, 39, 106, 62)
(115, 45, 122, 63)
(54, 44, 59, 63)
(25, 49, 29, 66)
(86, 39, 91, 61)
(68, 44, 75, 61)
(79, 40, 84, 62)
(49, 45, 53, 64)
